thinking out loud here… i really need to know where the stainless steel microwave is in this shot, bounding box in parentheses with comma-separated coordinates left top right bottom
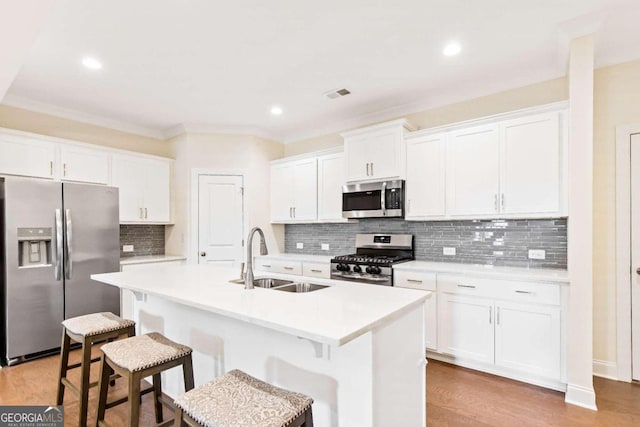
(342, 180, 404, 218)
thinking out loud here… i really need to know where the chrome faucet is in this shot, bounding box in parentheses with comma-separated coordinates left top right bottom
(245, 227, 268, 289)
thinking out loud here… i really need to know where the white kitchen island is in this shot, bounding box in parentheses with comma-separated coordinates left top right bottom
(91, 264, 430, 427)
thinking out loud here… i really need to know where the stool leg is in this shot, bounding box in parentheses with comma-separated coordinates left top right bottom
(174, 406, 185, 427)
(56, 329, 71, 405)
(303, 408, 313, 427)
(182, 354, 195, 392)
(152, 373, 163, 423)
(78, 336, 93, 427)
(128, 372, 141, 427)
(96, 354, 111, 427)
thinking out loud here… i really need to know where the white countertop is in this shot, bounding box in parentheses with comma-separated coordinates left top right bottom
(393, 260, 569, 283)
(255, 253, 334, 263)
(120, 254, 187, 266)
(91, 264, 429, 346)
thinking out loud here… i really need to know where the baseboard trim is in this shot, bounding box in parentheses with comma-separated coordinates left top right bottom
(592, 359, 618, 380)
(565, 383, 597, 410)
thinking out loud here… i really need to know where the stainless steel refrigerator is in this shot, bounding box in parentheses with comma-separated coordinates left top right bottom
(1, 177, 120, 365)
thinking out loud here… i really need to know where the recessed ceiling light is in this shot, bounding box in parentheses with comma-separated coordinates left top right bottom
(270, 106, 283, 115)
(442, 42, 461, 57)
(81, 57, 102, 69)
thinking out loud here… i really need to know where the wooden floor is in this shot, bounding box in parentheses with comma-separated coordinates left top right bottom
(1, 352, 640, 426)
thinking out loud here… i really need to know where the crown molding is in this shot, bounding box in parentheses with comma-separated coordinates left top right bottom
(162, 123, 284, 142)
(281, 68, 566, 144)
(1, 94, 166, 139)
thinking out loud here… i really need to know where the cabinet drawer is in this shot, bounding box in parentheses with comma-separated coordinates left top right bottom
(255, 258, 302, 275)
(438, 274, 560, 305)
(394, 270, 437, 291)
(303, 262, 330, 279)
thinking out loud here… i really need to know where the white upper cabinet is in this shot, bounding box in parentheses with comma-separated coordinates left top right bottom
(60, 144, 110, 184)
(446, 124, 501, 216)
(270, 157, 317, 223)
(317, 151, 347, 222)
(342, 119, 415, 182)
(405, 104, 567, 220)
(500, 112, 561, 215)
(112, 154, 172, 223)
(0, 135, 55, 179)
(405, 133, 446, 219)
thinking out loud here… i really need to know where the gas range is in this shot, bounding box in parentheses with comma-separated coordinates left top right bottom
(330, 234, 413, 286)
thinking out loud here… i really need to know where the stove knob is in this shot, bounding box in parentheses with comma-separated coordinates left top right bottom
(353, 265, 362, 273)
(370, 266, 381, 275)
(336, 263, 348, 271)
(365, 266, 372, 274)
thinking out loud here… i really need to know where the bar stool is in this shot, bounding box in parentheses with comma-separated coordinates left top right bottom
(57, 312, 136, 427)
(96, 332, 194, 427)
(174, 369, 314, 427)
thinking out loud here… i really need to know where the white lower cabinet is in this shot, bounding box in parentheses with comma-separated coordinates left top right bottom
(438, 294, 495, 364)
(494, 301, 561, 379)
(393, 270, 438, 351)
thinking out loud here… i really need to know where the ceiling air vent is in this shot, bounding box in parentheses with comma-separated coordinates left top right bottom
(324, 88, 351, 99)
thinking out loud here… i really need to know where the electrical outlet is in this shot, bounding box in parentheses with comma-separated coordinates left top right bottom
(321, 243, 330, 251)
(123, 245, 134, 252)
(528, 249, 546, 260)
(443, 247, 456, 256)
(296, 242, 304, 249)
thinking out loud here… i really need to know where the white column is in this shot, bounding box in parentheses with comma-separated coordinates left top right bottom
(565, 35, 597, 410)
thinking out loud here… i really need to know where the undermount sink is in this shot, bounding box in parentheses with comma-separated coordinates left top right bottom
(229, 277, 294, 288)
(272, 283, 330, 293)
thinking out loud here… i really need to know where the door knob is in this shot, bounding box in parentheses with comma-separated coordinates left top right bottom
(200, 251, 206, 257)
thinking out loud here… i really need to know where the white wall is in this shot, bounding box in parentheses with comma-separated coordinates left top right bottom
(165, 132, 285, 260)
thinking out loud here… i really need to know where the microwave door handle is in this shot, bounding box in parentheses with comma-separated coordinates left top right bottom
(381, 181, 387, 216)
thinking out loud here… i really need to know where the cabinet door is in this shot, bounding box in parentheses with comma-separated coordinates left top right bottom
(270, 163, 294, 221)
(446, 124, 500, 216)
(438, 294, 494, 364)
(60, 145, 110, 184)
(366, 127, 402, 180)
(425, 293, 438, 351)
(344, 134, 371, 182)
(500, 112, 561, 214)
(494, 301, 561, 379)
(112, 155, 145, 222)
(317, 152, 346, 221)
(406, 134, 446, 218)
(0, 137, 55, 179)
(143, 159, 171, 222)
(291, 158, 317, 221)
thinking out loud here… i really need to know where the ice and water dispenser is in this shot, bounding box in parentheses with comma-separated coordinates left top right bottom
(17, 227, 52, 267)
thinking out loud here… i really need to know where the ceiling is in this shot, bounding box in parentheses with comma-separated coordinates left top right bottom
(3, 0, 640, 142)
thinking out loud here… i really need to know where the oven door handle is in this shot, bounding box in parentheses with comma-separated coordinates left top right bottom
(381, 181, 387, 216)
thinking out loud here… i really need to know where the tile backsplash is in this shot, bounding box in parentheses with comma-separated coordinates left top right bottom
(119, 225, 165, 257)
(285, 218, 567, 269)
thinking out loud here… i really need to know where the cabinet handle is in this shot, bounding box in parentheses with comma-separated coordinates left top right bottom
(408, 199, 411, 214)
(457, 284, 476, 289)
(293, 207, 296, 218)
(50, 161, 54, 176)
(407, 279, 423, 284)
(515, 290, 534, 294)
(139, 208, 143, 219)
(63, 163, 67, 177)
(366, 163, 370, 176)
(261, 264, 272, 268)
(371, 162, 374, 176)
(310, 269, 322, 273)
(489, 306, 492, 324)
(284, 266, 294, 270)
(289, 207, 293, 218)
(494, 194, 498, 211)
(144, 208, 148, 219)
(501, 194, 505, 210)
(497, 307, 500, 325)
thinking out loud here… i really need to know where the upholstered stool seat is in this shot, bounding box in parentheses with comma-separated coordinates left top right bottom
(56, 312, 136, 427)
(96, 332, 194, 427)
(174, 370, 314, 427)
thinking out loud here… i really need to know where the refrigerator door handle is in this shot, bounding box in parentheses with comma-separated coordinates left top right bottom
(64, 209, 73, 280)
(54, 209, 63, 280)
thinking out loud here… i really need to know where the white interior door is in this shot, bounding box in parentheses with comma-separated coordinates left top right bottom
(630, 134, 640, 380)
(198, 175, 244, 267)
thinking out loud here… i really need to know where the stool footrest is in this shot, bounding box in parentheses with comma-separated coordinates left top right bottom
(104, 385, 154, 410)
(67, 355, 101, 370)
